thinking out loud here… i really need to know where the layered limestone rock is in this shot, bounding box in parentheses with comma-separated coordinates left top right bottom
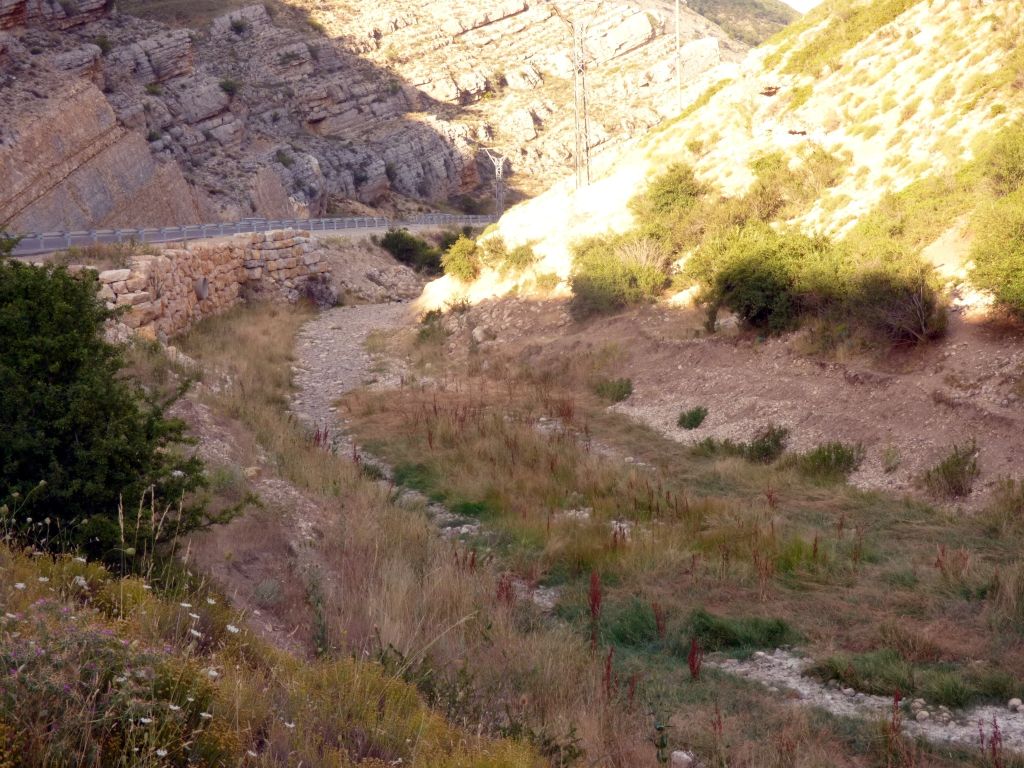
(313, 0, 746, 193)
(1, 0, 108, 30)
(0, 76, 210, 232)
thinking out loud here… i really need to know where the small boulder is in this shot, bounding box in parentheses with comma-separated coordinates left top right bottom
(1009, 697, 1023, 711)
(916, 710, 930, 722)
(670, 751, 696, 768)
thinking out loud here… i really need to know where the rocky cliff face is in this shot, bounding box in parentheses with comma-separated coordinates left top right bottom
(0, 51, 211, 231)
(0, 0, 761, 232)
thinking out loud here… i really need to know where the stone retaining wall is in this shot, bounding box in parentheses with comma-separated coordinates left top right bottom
(93, 229, 327, 340)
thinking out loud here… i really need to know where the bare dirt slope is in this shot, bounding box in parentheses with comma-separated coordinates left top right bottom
(452, 294, 1024, 507)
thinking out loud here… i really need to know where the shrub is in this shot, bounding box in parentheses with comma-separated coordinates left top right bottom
(592, 378, 633, 403)
(630, 163, 707, 227)
(275, 149, 294, 168)
(378, 228, 441, 273)
(981, 122, 1024, 196)
(794, 442, 865, 482)
(693, 423, 789, 464)
(144, 82, 162, 95)
(230, 17, 248, 34)
(0, 261, 211, 567)
(677, 406, 708, 430)
(922, 440, 980, 498)
(441, 236, 481, 282)
(502, 244, 538, 274)
(693, 223, 829, 333)
(94, 34, 111, 55)
(219, 78, 241, 96)
(569, 235, 669, 317)
(970, 188, 1024, 316)
(682, 609, 799, 654)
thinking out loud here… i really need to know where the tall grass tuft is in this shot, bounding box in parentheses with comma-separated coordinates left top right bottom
(922, 440, 980, 498)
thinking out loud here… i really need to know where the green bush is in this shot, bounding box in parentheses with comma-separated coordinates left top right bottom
(0, 261, 210, 567)
(981, 122, 1024, 196)
(378, 228, 441, 273)
(678, 406, 708, 430)
(971, 188, 1024, 316)
(794, 442, 865, 482)
(923, 440, 980, 499)
(681, 609, 800, 654)
(502, 244, 538, 274)
(219, 78, 241, 96)
(592, 378, 633, 403)
(690, 222, 946, 345)
(569, 236, 669, 317)
(693, 423, 789, 464)
(441, 236, 481, 283)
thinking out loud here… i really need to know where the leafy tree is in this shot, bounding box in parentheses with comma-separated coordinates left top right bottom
(0, 259, 215, 567)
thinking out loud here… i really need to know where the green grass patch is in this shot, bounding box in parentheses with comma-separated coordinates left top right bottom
(811, 649, 1019, 708)
(681, 609, 801, 655)
(592, 377, 634, 403)
(792, 442, 865, 482)
(922, 440, 979, 499)
(678, 406, 709, 430)
(693, 424, 790, 464)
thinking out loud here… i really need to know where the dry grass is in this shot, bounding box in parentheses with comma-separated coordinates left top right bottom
(0, 545, 537, 767)
(177, 303, 652, 765)
(337, 315, 1024, 764)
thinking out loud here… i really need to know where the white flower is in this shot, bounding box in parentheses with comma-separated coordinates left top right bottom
(168, 704, 181, 711)
(179, 602, 192, 608)
(284, 721, 295, 730)
(207, 669, 219, 678)
(4, 613, 16, 620)
(37, 577, 48, 583)
(253, 609, 261, 616)
(206, 597, 216, 605)
(139, 717, 153, 724)
(189, 629, 202, 638)
(73, 556, 86, 563)
(247, 751, 258, 757)
(226, 624, 240, 634)
(13, 583, 25, 590)
(188, 612, 200, 620)
(114, 676, 127, 684)
(73, 575, 88, 588)
(186, 696, 195, 703)
(142, 584, 152, 590)
(156, 748, 168, 757)
(200, 712, 213, 720)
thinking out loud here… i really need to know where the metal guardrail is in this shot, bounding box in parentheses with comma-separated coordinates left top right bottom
(8, 213, 498, 257)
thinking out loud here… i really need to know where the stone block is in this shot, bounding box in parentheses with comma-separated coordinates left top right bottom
(98, 268, 131, 284)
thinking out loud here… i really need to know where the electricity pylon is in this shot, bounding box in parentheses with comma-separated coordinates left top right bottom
(549, 1, 605, 188)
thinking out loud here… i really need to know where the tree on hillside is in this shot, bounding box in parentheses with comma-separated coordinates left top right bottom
(0, 254, 215, 568)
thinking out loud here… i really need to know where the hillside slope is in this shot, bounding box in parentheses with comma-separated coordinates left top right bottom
(422, 0, 1022, 306)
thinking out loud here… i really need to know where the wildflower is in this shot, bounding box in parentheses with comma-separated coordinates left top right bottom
(226, 624, 240, 634)
(179, 602, 192, 608)
(188, 612, 200, 620)
(189, 629, 202, 638)
(284, 721, 295, 729)
(253, 609, 261, 616)
(73, 576, 88, 588)
(186, 696, 195, 703)
(156, 749, 168, 757)
(200, 712, 212, 720)
(142, 584, 152, 590)
(139, 717, 153, 724)
(37, 577, 48, 583)
(247, 750, 258, 757)
(207, 669, 219, 678)
(13, 583, 25, 590)
(4, 614, 16, 620)
(73, 557, 86, 563)
(206, 597, 216, 605)
(168, 704, 181, 711)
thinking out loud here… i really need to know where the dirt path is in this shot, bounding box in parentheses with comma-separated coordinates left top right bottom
(290, 302, 412, 439)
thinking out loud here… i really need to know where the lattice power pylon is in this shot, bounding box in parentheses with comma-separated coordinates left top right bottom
(550, 1, 604, 189)
(481, 147, 507, 216)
